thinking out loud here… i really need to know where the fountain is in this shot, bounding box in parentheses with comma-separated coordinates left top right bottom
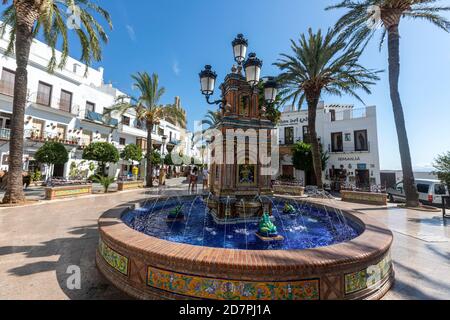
(96, 34, 394, 300)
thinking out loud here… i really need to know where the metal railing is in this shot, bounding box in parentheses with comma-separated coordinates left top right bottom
(0, 128, 11, 140)
(328, 142, 371, 153)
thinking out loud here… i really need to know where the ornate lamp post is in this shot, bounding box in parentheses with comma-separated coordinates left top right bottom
(199, 34, 273, 108)
(159, 135, 167, 186)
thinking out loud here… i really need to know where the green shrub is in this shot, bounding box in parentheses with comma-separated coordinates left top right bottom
(92, 175, 115, 193)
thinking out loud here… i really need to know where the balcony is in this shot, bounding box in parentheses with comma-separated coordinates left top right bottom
(328, 142, 371, 154)
(24, 129, 79, 147)
(84, 110, 118, 127)
(118, 123, 147, 138)
(0, 128, 11, 140)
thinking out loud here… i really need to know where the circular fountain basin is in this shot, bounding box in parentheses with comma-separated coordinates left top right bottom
(96, 196, 394, 300)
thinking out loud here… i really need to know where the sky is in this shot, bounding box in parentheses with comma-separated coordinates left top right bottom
(8, 0, 450, 171)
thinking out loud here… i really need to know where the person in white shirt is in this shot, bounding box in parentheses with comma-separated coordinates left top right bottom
(202, 167, 209, 190)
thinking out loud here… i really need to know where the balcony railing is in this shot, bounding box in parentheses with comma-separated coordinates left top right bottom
(24, 129, 79, 146)
(85, 110, 119, 127)
(0, 128, 11, 140)
(0, 81, 14, 96)
(328, 142, 371, 153)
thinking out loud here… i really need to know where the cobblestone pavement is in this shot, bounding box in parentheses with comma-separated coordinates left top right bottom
(0, 183, 448, 300)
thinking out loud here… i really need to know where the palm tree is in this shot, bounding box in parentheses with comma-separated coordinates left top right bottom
(0, 1, 112, 204)
(106, 72, 186, 187)
(326, 0, 450, 207)
(274, 28, 380, 189)
(202, 110, 222, 129)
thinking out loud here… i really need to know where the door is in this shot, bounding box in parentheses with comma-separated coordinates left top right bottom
(355, 169, 370, 191)
(53, 164, 65, 178)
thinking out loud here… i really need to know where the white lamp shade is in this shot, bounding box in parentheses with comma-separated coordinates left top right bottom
(264, 86, 278, 104)
(200, 76, 215, 95)
(243, 53, 263, 87)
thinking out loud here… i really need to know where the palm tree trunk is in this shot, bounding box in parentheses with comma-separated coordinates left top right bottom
(388, 26, 419, 207)
(146, 124, 153, 187)
(306, 93, 324, 190)
(2, 5, 38, 203)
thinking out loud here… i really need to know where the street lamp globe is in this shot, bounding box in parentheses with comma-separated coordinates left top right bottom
(232, 34, 248, 65)
(243, 53, 262, 87)
(199, 65, 217, 96)
(264, 77, 278, 104)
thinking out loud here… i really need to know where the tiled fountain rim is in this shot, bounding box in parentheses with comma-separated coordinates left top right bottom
(99, 195, 393, 280)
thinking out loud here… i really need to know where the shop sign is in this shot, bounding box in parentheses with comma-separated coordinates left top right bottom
(279, 117, 308, 127)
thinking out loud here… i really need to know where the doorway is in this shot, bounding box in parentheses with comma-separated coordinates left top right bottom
(53, 164, 65, 178)
(355, 169, 370, 191)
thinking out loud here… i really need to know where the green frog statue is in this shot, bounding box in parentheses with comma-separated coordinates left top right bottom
(283, 203, 296, 214)
(167, 205, 184, 221)
(258, 212, 278, 238)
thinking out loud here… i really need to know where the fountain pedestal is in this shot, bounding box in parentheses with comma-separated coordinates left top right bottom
(207, 72, 275, 223)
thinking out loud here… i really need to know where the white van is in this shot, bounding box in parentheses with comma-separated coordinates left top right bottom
(387, 179, 449, 206)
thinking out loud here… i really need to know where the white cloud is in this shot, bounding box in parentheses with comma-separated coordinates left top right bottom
(126, 25, 136, 42)
(172, 60, 181, 76)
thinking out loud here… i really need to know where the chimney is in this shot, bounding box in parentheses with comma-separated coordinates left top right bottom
(174, 96, 180, 108)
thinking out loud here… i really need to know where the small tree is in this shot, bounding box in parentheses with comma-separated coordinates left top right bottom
(82, 142, 119, 176)
(433, 151, 450, 190)
(35, 142, 69, 182)
(120, 144, 143, 177)
(293, 141, 329, 184)
(149, 150, 162, 166)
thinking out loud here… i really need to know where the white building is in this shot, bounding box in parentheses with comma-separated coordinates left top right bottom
(277, 102, 381, 189)
(0, 28, 187, 179)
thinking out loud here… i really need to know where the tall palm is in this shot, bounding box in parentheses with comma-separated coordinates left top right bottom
(106, 72, 186, 187)
(327, 0, 450, 207)
(191, 109, 222, 148)
(0, 0, 112, 204)
(275, 28, 380, 189)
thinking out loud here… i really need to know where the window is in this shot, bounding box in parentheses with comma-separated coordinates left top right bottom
(119, 137, 126, 146)
(36, 81, 52, 106)
(59, 90, 72, 113)
(32, 119, 45, 139)
(284, 127, 294, 145)
(136, 119, 144, 129)
(331, 132, 343, 152)
(435, 184, 447, 195)
(86, 101, 95, 113)
(330, 110, 336, 122)
(0, 68, 15, 96)
(354, 130, 368, 151)
(122, 116, 130, 126)
(56, 124, 67, 141)
(417, 184, 430, 194)
(136, 138, 147, 151)
(81, 130, 92, 146)
(302, 126, 310, 143)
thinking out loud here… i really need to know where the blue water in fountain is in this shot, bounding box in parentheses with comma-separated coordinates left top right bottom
(121, 197, 363, 251)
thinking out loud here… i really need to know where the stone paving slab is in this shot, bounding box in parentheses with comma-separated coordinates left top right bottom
(0, 186, 448, 300)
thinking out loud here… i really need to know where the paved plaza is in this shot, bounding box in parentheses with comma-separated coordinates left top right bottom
(0, 180, 448, 300)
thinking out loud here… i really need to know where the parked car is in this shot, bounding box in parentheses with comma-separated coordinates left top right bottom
(387, 179, 449, 206)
